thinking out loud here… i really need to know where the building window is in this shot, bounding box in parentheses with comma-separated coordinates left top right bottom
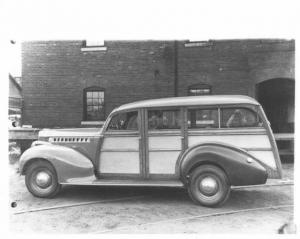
(188, 84, 211, 96)
(81, 40, 107, 52)
(84, 40, 105, 47)
(84, 87, 105, 121)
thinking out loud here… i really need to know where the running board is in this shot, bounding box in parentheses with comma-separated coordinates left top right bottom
(61, 179, 185, 188)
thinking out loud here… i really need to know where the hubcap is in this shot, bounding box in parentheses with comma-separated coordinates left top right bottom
(199, 176, 218, 196)
(35, 171, 52, 188)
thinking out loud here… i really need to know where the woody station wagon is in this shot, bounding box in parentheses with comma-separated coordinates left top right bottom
(19, 95, 282, 207)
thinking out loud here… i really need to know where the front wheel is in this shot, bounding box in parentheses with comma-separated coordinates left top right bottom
(188, 165, 230, 207)
(25, 161, 61, 198)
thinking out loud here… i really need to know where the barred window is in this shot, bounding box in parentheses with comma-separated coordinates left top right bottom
(84, 87, 105, 121)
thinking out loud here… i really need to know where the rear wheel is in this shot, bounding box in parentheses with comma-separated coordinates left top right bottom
(188, 164, 230, 207)
(25, 161, 61, 198)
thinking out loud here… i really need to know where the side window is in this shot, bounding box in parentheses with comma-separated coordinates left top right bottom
(221, 108, 261, 128)
(148, 109, 181, 130)
(107, 111, 138, 131)
(188, 108, 218, 129)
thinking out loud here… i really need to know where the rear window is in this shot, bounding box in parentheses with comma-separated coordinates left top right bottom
(188, 108, 218, 129)
(221, 108, 261, 128)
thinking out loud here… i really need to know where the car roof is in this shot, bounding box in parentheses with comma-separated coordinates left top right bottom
(113, 95, 260, 113)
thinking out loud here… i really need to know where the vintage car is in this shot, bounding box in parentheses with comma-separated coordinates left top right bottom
(19, 95, 282, 207)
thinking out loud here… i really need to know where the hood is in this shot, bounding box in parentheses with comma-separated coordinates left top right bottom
(39, 128, 102, 138)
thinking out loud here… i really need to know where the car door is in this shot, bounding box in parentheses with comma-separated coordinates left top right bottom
(98, 110, 143, 178)
(144, 107, 184, 179)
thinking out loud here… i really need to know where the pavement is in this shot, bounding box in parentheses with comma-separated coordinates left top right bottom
(9, 162, 294, 234)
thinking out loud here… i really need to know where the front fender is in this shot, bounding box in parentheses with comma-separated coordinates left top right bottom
(179, 143, 268, 186)
(19, 144, 96, 184)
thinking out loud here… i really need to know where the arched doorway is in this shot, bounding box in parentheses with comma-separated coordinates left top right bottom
(256, 78, 294, 159)
(256, 78, 294, 133)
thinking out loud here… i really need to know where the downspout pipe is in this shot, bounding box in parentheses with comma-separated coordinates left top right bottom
(174, 40, 178, 97)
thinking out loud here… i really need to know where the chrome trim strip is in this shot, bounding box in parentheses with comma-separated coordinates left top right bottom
(100, 149, 140, 152)
(188, 128, 266, 132)
(148, 132, 181, 136)
(103, 132, 139, 136)
(148, 149, 182, 152)
(60, 181, 184, 187)
(243, 148, 273, 151)
(188, 129, 267, 136)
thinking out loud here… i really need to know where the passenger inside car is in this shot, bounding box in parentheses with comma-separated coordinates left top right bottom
(224, 108, 258, 128)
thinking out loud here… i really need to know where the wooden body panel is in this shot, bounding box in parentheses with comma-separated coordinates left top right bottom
(148, 151, 181, 174)
(99, 135, 141, 176)
(148, 134, 181, 176)
(188, 134, 271, 149)
(148, 135, 182, 150)
(101, 137, 139, 151)
(99, 152, 140, 174)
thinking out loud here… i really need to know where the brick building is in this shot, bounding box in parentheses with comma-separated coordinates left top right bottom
(9, 74, 22, 115)
(22, 39, 295, 135)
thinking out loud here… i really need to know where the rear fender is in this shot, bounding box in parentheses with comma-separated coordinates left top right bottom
(179, 143, 268, 186)
(19, 144, 96, 184)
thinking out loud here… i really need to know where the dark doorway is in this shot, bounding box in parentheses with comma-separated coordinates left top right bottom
(256, 78, 294, 133)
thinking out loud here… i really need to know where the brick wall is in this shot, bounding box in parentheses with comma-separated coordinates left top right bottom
(178, 41, 251, 97)
(22, 39, 295, 128)
(22, 41, 83, 127)
(178, 40, 295, 98)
